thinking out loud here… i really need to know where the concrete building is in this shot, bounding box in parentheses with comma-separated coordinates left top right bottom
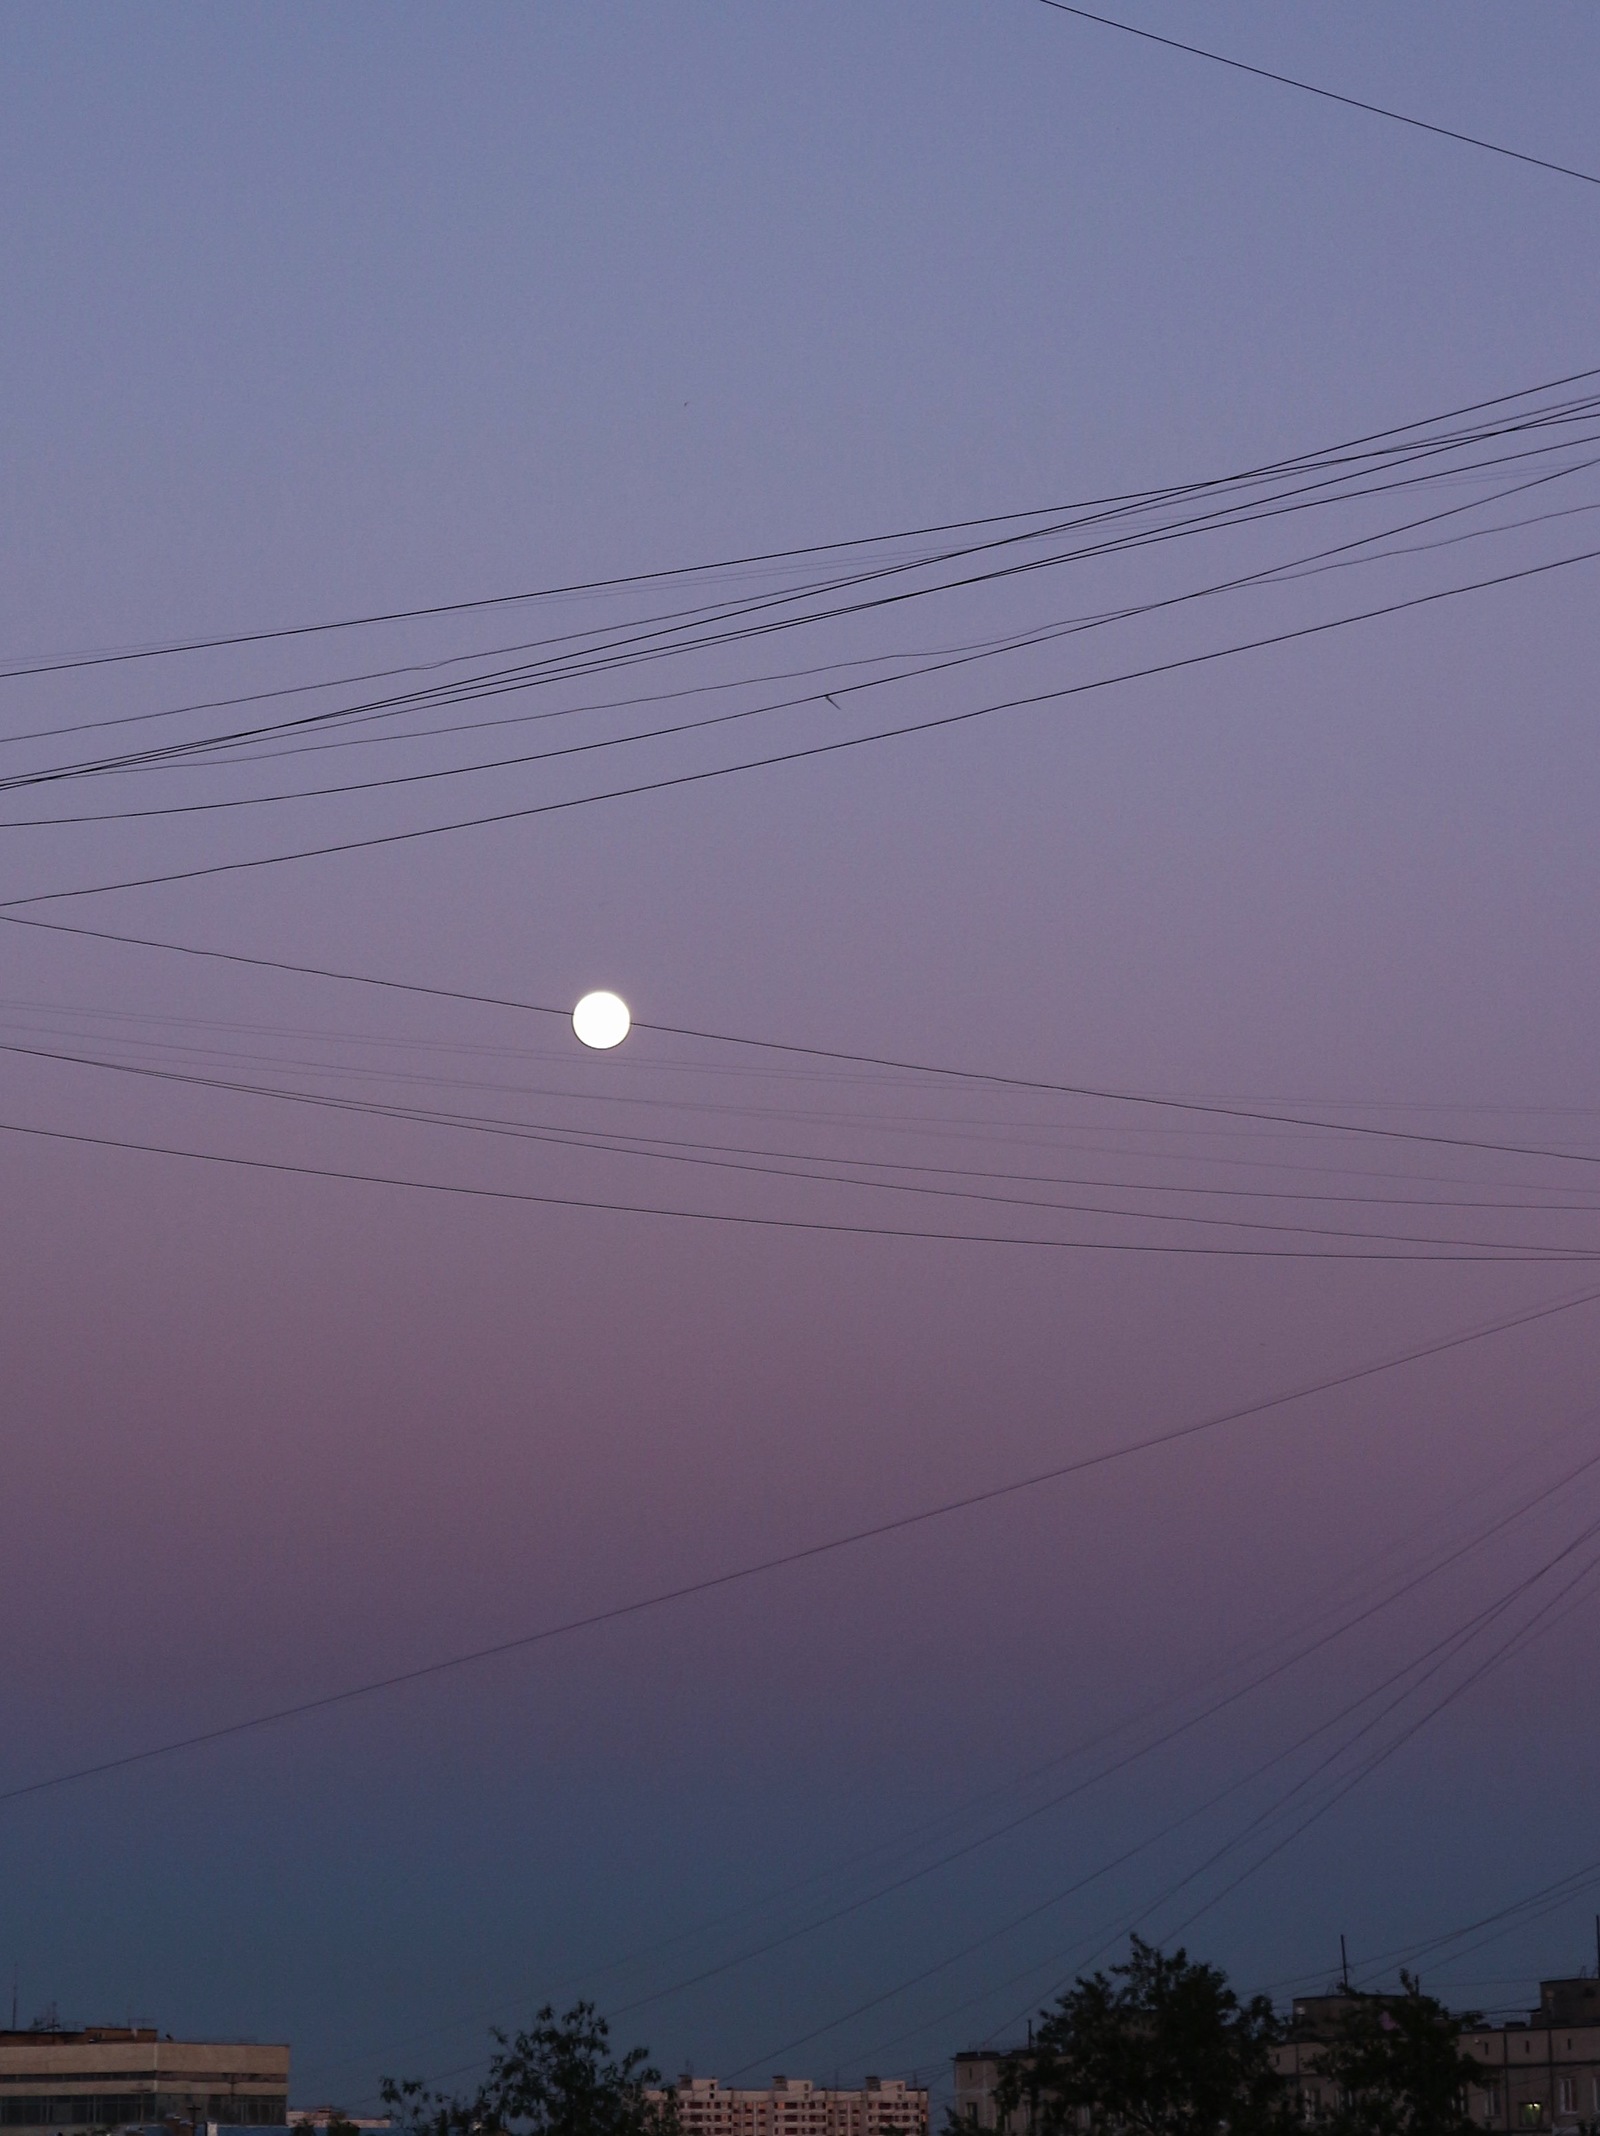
(287, 2114, 388, 2131)
(1456, 1980, 1600, 2135)
(958, 1975, 1600, 2136)
(0, 2026, 290, 2133)
(649, 2075, 928, 2136)
(1275, 1979, 1600, 2134)
(949, 2053, 1007, 2132)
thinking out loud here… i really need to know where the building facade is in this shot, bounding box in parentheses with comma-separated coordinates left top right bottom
(1459, 1977, 1600, 2134)
(950, 2053, 1008, 2132)
(958, 1976, 1600, 2136)
(0, 2027, 290, 2133)
(650, 2075, 928, 2136)
(1275, 1980, 1600, 2136)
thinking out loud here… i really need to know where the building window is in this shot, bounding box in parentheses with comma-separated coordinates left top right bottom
(1557, 2082, 1575, 2119)
(1483, 2086, 1501, 2120)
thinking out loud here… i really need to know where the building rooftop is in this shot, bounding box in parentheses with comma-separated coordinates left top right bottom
(0, 2031, 163, 2046)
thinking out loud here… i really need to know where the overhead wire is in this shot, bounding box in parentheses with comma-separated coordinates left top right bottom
(5, 1281, 1599, 1812)
(10, 402, 1599, 796)
(8, 534, 1597, 914)
(291, 1401, 1600, 2100)
(302, 1417, 1600, 2097)
(9, 893, 1600, 1179)
(11, 437, 1600, 828)
(2, 77, 1595, 2100)
(587, 1431, 1600, 2036)
(12, 1007, 1597, 1215)
(8, 1031, 1599, 1257)
(1034, 2, 1600, 189)
(792, 1488, 1600, 2070)
(932, 1526, 1600, 2042)
(1142, 1520, 1600, 1950)
(3, 1103, 1591, 1263)
(7, 358, 1598, 682)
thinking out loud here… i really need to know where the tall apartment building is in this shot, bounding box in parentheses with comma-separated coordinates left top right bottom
(0, 2026, 290, 2133)
(649, 2075, 928, 2136)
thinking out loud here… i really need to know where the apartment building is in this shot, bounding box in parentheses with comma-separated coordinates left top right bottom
(0, 2026, 290, 2133)
(1460, 1978, 1600, 2135)
(650, 2074, 928, 2136)
(950, 2053, 1008, 2132)
(1277, 1978, 1600, 2134)
(958, 1974, 1600, 2136)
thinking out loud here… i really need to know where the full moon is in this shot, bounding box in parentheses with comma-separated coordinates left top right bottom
(572, 990, 631, 1049)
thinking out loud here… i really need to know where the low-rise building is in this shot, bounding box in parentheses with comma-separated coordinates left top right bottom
(950, 2052, 1007, 2132)
(958, 1974, 1600, 2136)
(287, 2114, 389, 2131)
(1275, 1979, 1600, 2134)
(0, 2026, 290, 2134)
(1459, 1980, 1600, 2136)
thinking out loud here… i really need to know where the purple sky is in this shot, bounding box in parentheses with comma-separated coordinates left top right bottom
(3, 0, 1600, 2110)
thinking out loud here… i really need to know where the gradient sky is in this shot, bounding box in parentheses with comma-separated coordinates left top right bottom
(3, 0, 1600, 2113)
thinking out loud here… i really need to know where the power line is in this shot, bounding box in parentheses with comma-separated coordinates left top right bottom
(11, 405, 1599, 802)
(304, 1414, 1600, 2098)
(1145, 1522, 1600, 1952)
(301, 1402, 1600, 2096)
(7, 540, 1598, 913)
(12, 856, 1600, 1176)
(599, 1432, 1600, 2033)
(1034, 2, 1600, 189)
(723, 1498, 1600, 2073)
(7, 361, 1598, 684)
(1351, 1857, 1600, 1988)
(13, 433, 1598, 820)
(26, 1022, 1593, 1215)
(0, 1108, 1586, 1262)
(3, 1282, 1596, 1810)
(819, 1491, 1600, 2069)
(12, 408, 1597, 790)
(10, 1033, 1596, 1255)
(4, 1003, 1592, 1197)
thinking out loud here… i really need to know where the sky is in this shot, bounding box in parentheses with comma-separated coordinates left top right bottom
(3, 0, 1600, 2110)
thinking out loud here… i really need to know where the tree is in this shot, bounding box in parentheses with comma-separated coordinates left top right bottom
(994, 1937, 1295, 2136)
(382, 2002, 677, 2136)
(1318, 1976, 1481, 2136)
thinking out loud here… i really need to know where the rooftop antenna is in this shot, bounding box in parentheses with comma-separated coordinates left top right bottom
(9, 1969, 15, 2031)
(1340, 1936, 1351, 1993)
(1594, 1914, 1599, 1979)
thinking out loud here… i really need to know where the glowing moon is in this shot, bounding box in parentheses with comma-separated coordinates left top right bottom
(573, 990, 631, 1049)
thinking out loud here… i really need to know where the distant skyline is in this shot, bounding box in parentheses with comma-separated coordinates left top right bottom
(2, 0, 1599, 2115)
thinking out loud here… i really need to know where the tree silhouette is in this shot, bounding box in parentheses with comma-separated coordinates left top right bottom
(995, 1937, 1296, 2136)
(382, 2002, 676, 2136)
(1318, 1976, 1481, 2136)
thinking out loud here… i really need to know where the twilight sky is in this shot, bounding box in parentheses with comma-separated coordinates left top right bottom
(3, 0, 1600, 2111)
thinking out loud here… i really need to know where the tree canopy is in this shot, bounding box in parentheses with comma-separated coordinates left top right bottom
(994, 1937, 1296, 2136)
(382, 2002, 675, 2136)
(1318, 1975, 1482, 2136)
